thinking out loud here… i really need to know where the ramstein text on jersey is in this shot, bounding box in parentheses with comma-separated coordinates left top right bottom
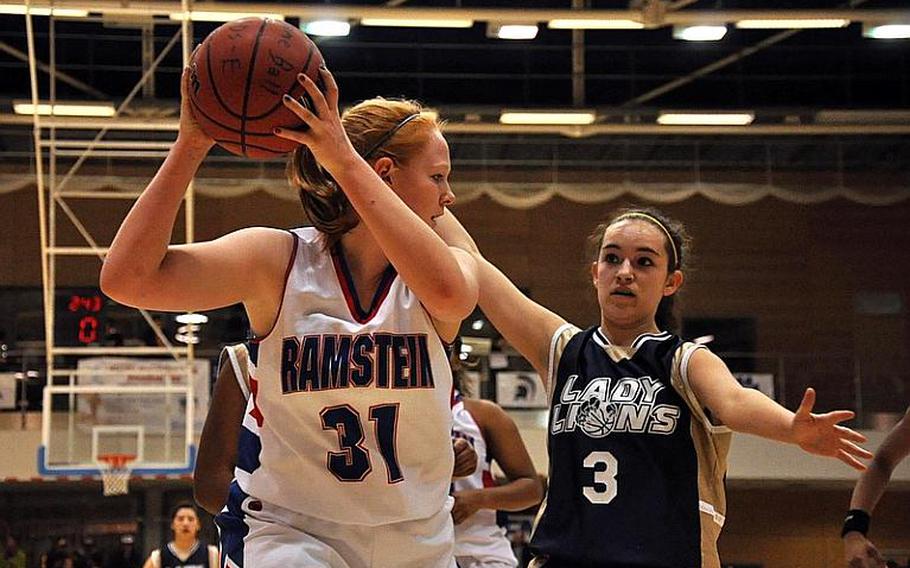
(280, 333, 436, 393)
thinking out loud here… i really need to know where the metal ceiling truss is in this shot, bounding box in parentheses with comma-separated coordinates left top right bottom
(22, 0, 197, 388)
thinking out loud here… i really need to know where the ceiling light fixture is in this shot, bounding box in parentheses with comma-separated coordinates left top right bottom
(168, 11, 285, 22)
(735, 19, 850, 29)
(862, 24, 910, 39)
(673, 25, 728, 41)
(548, 19, 644, 30)
(0, 5, 88, 17)
(360, 17, 473, 29)
(13, 100, 116, 117)
(500, 110, 596, 125)
(303, 20, 351, 37)
(489, 24, 539, 40)
(175, 313, 209, 325)
(657, 112, 755, 126)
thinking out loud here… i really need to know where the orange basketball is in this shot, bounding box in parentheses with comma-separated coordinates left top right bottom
(189, 17, 325, 159)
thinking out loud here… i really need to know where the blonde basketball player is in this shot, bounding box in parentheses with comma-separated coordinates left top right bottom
(437, 207, 872, 568)
(101, 65, 478, 568)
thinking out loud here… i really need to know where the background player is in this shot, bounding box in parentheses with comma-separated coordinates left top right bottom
(842, 406, 910, 568)
(437, 207, 872, 568)
(101, 59, 478, 567)
(142, 503, 217, 568)
(450, 344, 544, 568)
(195, 343, 479, 515)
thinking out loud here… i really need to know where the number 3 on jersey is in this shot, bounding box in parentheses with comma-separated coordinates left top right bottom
(320, 403, 404, 483)
(583, 451, 618, 504)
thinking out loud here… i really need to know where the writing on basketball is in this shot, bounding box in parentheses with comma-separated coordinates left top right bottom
(552, 374, 680, 437)
(280, 332, 436, 393)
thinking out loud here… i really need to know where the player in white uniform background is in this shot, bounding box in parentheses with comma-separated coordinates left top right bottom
(450, 347, 544, 568)
(101, 64, 479, 568)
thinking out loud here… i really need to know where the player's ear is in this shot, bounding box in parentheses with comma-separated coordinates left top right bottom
(372, 157, 394, 184)
(663, 270, 683, 296)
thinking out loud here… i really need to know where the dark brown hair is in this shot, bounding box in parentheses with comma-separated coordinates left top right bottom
(287, 98, 442, 248)
(586, 206, 691, 332)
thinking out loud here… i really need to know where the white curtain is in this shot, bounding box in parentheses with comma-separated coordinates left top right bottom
(1, 174, 907, 207)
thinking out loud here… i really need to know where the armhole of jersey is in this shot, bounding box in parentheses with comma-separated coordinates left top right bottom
(678, 342, 732, 434)
(546, 323, 578, 398)
(250, 230, 300, 344)
(227, 345, 251, 401)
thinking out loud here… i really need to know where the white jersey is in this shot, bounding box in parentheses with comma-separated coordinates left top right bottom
(235, 227, 454, 526)
(452, 396, 518, 567)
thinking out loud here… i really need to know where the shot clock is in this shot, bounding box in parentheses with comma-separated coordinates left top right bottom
(54, 289, 106, 346)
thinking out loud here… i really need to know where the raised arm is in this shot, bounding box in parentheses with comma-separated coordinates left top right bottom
(687, 348, 873, 471)
(451, 399, 544, 524)
(274, 68, 477, 324)
(194, 346, 249, 515)
(434, 211, 565, 382)
(100, 68, 293, 334)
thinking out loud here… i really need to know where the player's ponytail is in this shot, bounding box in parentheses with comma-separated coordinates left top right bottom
(287, 97, 441, 249)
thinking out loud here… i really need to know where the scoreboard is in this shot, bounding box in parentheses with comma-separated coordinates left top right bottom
(54, 289, 105, 346)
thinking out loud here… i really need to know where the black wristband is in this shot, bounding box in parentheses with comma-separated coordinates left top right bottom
(841, 509, 871, 537)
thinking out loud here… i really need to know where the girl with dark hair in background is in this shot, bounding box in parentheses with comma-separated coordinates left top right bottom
(437, 207, 872, 568)
(142, 503, 217, 568)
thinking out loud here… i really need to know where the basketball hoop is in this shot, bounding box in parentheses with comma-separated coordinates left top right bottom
(97, 453, 136, 496)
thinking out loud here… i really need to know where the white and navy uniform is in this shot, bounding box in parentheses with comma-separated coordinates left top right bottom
(149, 542, 218, 568)
(216, 228, 456, 568)
(451, 393, 518, 568)
(529, 325, 732, 568)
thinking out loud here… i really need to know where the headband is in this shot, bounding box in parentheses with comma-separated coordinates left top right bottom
(614, 212, 679, 270)
(362, 113, 422, 159)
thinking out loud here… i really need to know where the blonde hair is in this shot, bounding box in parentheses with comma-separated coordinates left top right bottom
(287, 98, 442, 248)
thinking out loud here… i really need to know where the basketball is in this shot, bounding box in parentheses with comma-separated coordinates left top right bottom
(189, 17, 325, 159)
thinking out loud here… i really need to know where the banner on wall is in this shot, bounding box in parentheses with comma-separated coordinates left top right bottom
(75, 357, 210, 434)
(733, 372, 775, 400)
(0, 372, 16, 410)
(496, 371, 548, 409)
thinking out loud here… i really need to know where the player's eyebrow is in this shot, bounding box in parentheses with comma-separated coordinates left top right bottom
(601, 243, 661, 255)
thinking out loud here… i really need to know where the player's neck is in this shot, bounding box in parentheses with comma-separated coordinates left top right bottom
(339, 228, 393, 288)
(171, 534, 197, 552)
(599, 319, 661, 347)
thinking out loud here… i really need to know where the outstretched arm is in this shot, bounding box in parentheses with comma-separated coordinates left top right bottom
(451, 400, 544, 524)
(275, 69, 477, 324)
(687, 348, 873, 471)
(843, 407, 910, 567)
(434, 212, 566, 384)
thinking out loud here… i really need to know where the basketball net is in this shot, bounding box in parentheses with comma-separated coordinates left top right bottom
(97, 454, 135, 496)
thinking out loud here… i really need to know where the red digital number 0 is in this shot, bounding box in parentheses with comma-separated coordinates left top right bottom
(78, 315, 99, 344)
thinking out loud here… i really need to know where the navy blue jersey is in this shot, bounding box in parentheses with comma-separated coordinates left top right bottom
(530, 325, 731, 568)
(158, 541, 211, 568)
